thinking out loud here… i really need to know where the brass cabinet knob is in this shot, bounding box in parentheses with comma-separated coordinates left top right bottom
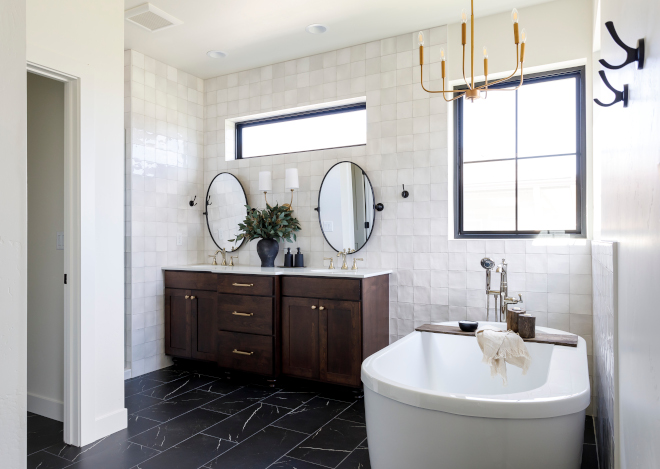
(319, 306, 325, 310)
(184, 295, 190, 299)
(190, 296, 196, 300)
(311, 305, 317, 309)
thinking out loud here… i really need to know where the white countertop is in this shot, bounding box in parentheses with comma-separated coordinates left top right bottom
(161, 264, 392, 279)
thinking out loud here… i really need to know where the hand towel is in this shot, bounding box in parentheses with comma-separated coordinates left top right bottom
(476, 326, 532, 386)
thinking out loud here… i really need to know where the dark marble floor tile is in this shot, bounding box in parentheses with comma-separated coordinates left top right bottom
(136, 367, 191, 383)
(273, 397, 352, 435)
(270, 456, 328, 468)
(135, 389, 221, 422)
(337, 447, 372, 469)
(138, 433, 236, 469)
(262, 391, 318, 409)
(204, 402, 290, 443)
(44, 414, 160, 462)
(288, 418, 367, 467)
(124, 377, 164, 397)
(138, 374, 217, 400)
(27, 451, 72, 469)
(337, 399, 365, 424)
(125, 393, 162, 414)
(129, 408, 227, 451)
(318, 386, 363, 403)
(204, 426, 307, 469)
(358, 438, 368, 448)
(581, 444, 598, 469)
(584, 416, 596, 445)
(64, 441, 158, 469)
(202, 385, 278, 415)
(196, 377, 245, 395)
(27, 413, 64, 455)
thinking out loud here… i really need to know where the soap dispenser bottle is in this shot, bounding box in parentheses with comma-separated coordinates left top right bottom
(294, 247, 304, 267)
(284, 248, 293, 267)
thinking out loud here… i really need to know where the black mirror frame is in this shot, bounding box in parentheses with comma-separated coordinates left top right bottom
(316, 161, 377, 254)
(204, 172, 248, 252)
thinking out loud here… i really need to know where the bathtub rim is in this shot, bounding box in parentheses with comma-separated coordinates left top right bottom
(361, 322, 591, 420)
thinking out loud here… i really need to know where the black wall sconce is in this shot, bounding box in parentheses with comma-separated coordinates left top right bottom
(594, 71, 628, 108)
(375, 203, 385, 211)
(189, 196, 197, 207)
(600, 21, 645, 70)
(401, 185, 409, 198)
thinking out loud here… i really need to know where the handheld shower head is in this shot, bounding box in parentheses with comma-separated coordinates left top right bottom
(481, 258, 495, 270)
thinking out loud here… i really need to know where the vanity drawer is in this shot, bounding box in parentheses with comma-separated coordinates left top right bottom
(217, 294, 274, 335)
(164, 271, 216, 291)
(217, 274, 274, 296)
(217, 331, 273, 375)
(282, 276, 361, 301)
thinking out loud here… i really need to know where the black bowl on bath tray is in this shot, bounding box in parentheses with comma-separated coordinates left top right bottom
(458, 320, 479, 332)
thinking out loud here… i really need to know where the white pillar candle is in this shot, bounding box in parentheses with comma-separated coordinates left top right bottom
(258, 171, 272, 191)
(285, 168, 299, 190)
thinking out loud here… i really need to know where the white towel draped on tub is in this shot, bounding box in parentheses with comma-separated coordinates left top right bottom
(476, 327, 532, 386)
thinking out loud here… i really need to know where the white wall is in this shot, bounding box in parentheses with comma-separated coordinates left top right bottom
(27, 72, 65, 421)
(27, 0, 126, 444)
(595, 0, 660, 467)
(0, 0, 27, 466)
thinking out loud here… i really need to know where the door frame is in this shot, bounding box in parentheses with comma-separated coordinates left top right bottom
(26, 60, 84, 446)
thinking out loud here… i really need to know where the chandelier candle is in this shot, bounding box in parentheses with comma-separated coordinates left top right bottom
(418, 1, 527, 102)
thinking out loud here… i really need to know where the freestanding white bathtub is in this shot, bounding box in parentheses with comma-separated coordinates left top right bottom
(361, 322, 590, 469)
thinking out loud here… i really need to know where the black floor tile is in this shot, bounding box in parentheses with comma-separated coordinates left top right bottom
(27, 451, 71, 469)
(64, 441, 159, 469)
(271, 456, 328, 468)
(262, 391, 318, 409)
(129, 408, 227, 451)
(196, 376, 245, 395)
(136, 367, 191, 383)
(337, 447, 372, 469)
(358, 438, 368, 448)
(125, 377, 164, 397)
(581, 444, 598, 469)
(337, 399, 365, 424)
(288, 418, 367, 467)
(44, 414, 160, 462)
(27, 413, 64, 455)
(125, 393, 162, 414)
(584, 416, 596, 445)
(135, 389, 221, 422)
(204, 426, 307, 469)
(138, 374, 218, 400)
(138, 433, 236, 469)
(204, 402, 290, 443)
(274, 397, 352, 435)
(201, 385, 278, 415)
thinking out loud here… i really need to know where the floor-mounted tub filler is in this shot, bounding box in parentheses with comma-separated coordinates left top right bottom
(362, 321, 590, 469)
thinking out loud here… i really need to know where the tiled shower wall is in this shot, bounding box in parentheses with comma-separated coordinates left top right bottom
(124, 50, 206, 376)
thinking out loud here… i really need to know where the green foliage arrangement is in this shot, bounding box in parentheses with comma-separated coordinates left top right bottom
(230, 203, 301, 244)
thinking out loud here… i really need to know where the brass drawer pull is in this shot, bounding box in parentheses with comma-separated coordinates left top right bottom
(311, 305, 317, 309)
(319, 306, 325, 310)
(232, 349, 254, 356)
(232, 283, 254, 287)
(185, 295, 190, 299)
(232, 311, 254, 317)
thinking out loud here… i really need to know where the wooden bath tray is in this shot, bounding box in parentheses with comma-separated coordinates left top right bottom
(415, 324, 578, 347)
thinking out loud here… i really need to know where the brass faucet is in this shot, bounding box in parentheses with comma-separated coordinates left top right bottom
(229, 255, 238, 266)
(351, 258, 364, 271)
(208, 248, 227, 266)
(324, 257, 335, 270)
(337, 250, 349, 270)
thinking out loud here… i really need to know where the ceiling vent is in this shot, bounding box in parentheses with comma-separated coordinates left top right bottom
(125, 3, 182, 32)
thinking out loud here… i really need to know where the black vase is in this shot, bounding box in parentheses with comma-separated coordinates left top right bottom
(257, 238, 279, 267)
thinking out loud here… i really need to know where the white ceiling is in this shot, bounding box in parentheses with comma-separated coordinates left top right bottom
(124, 0, 552, 79)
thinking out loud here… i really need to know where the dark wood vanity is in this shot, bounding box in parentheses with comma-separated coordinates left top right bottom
(164, 269, 389, 387)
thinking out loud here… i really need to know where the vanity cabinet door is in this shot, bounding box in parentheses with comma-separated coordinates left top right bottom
(282, 297, 320, 379)
(319, 300, 361, 387)
(165, 288, 192, 358)
(191, 290, 218, 361)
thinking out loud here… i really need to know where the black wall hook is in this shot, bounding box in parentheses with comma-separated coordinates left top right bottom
(594, 71, 628, 108)
(189, 195, 197, 207)
(401, 185, 409, 198)
(600, 21, 645, 70)
(375, 203, 384, 211)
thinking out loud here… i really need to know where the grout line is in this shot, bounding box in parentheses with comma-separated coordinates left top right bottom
(281, 453, 335, 468)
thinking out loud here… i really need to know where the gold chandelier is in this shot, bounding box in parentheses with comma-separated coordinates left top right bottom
(418, 0, 527, 102)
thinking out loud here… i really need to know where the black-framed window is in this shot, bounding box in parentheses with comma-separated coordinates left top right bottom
(235, 103, 366, 159)
(454, 67, 586, 239)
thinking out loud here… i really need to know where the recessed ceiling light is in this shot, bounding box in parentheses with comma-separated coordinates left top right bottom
(306, 24, 327, 34)
(207, 50, 227, 59)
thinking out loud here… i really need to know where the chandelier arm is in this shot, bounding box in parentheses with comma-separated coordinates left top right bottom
(484, 64, 525, 91)
(462, 45, 472, 89)
(418, 65, 462, 95)
(475, 46, 520, 90)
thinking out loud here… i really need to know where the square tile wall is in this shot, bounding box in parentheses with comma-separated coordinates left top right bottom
(124, 49, 206, 377)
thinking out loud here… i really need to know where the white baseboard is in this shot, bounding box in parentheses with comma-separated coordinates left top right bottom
(124, 368, 132, 380)
(27, 392, 64, 422)
(95, 407, 127, 441)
